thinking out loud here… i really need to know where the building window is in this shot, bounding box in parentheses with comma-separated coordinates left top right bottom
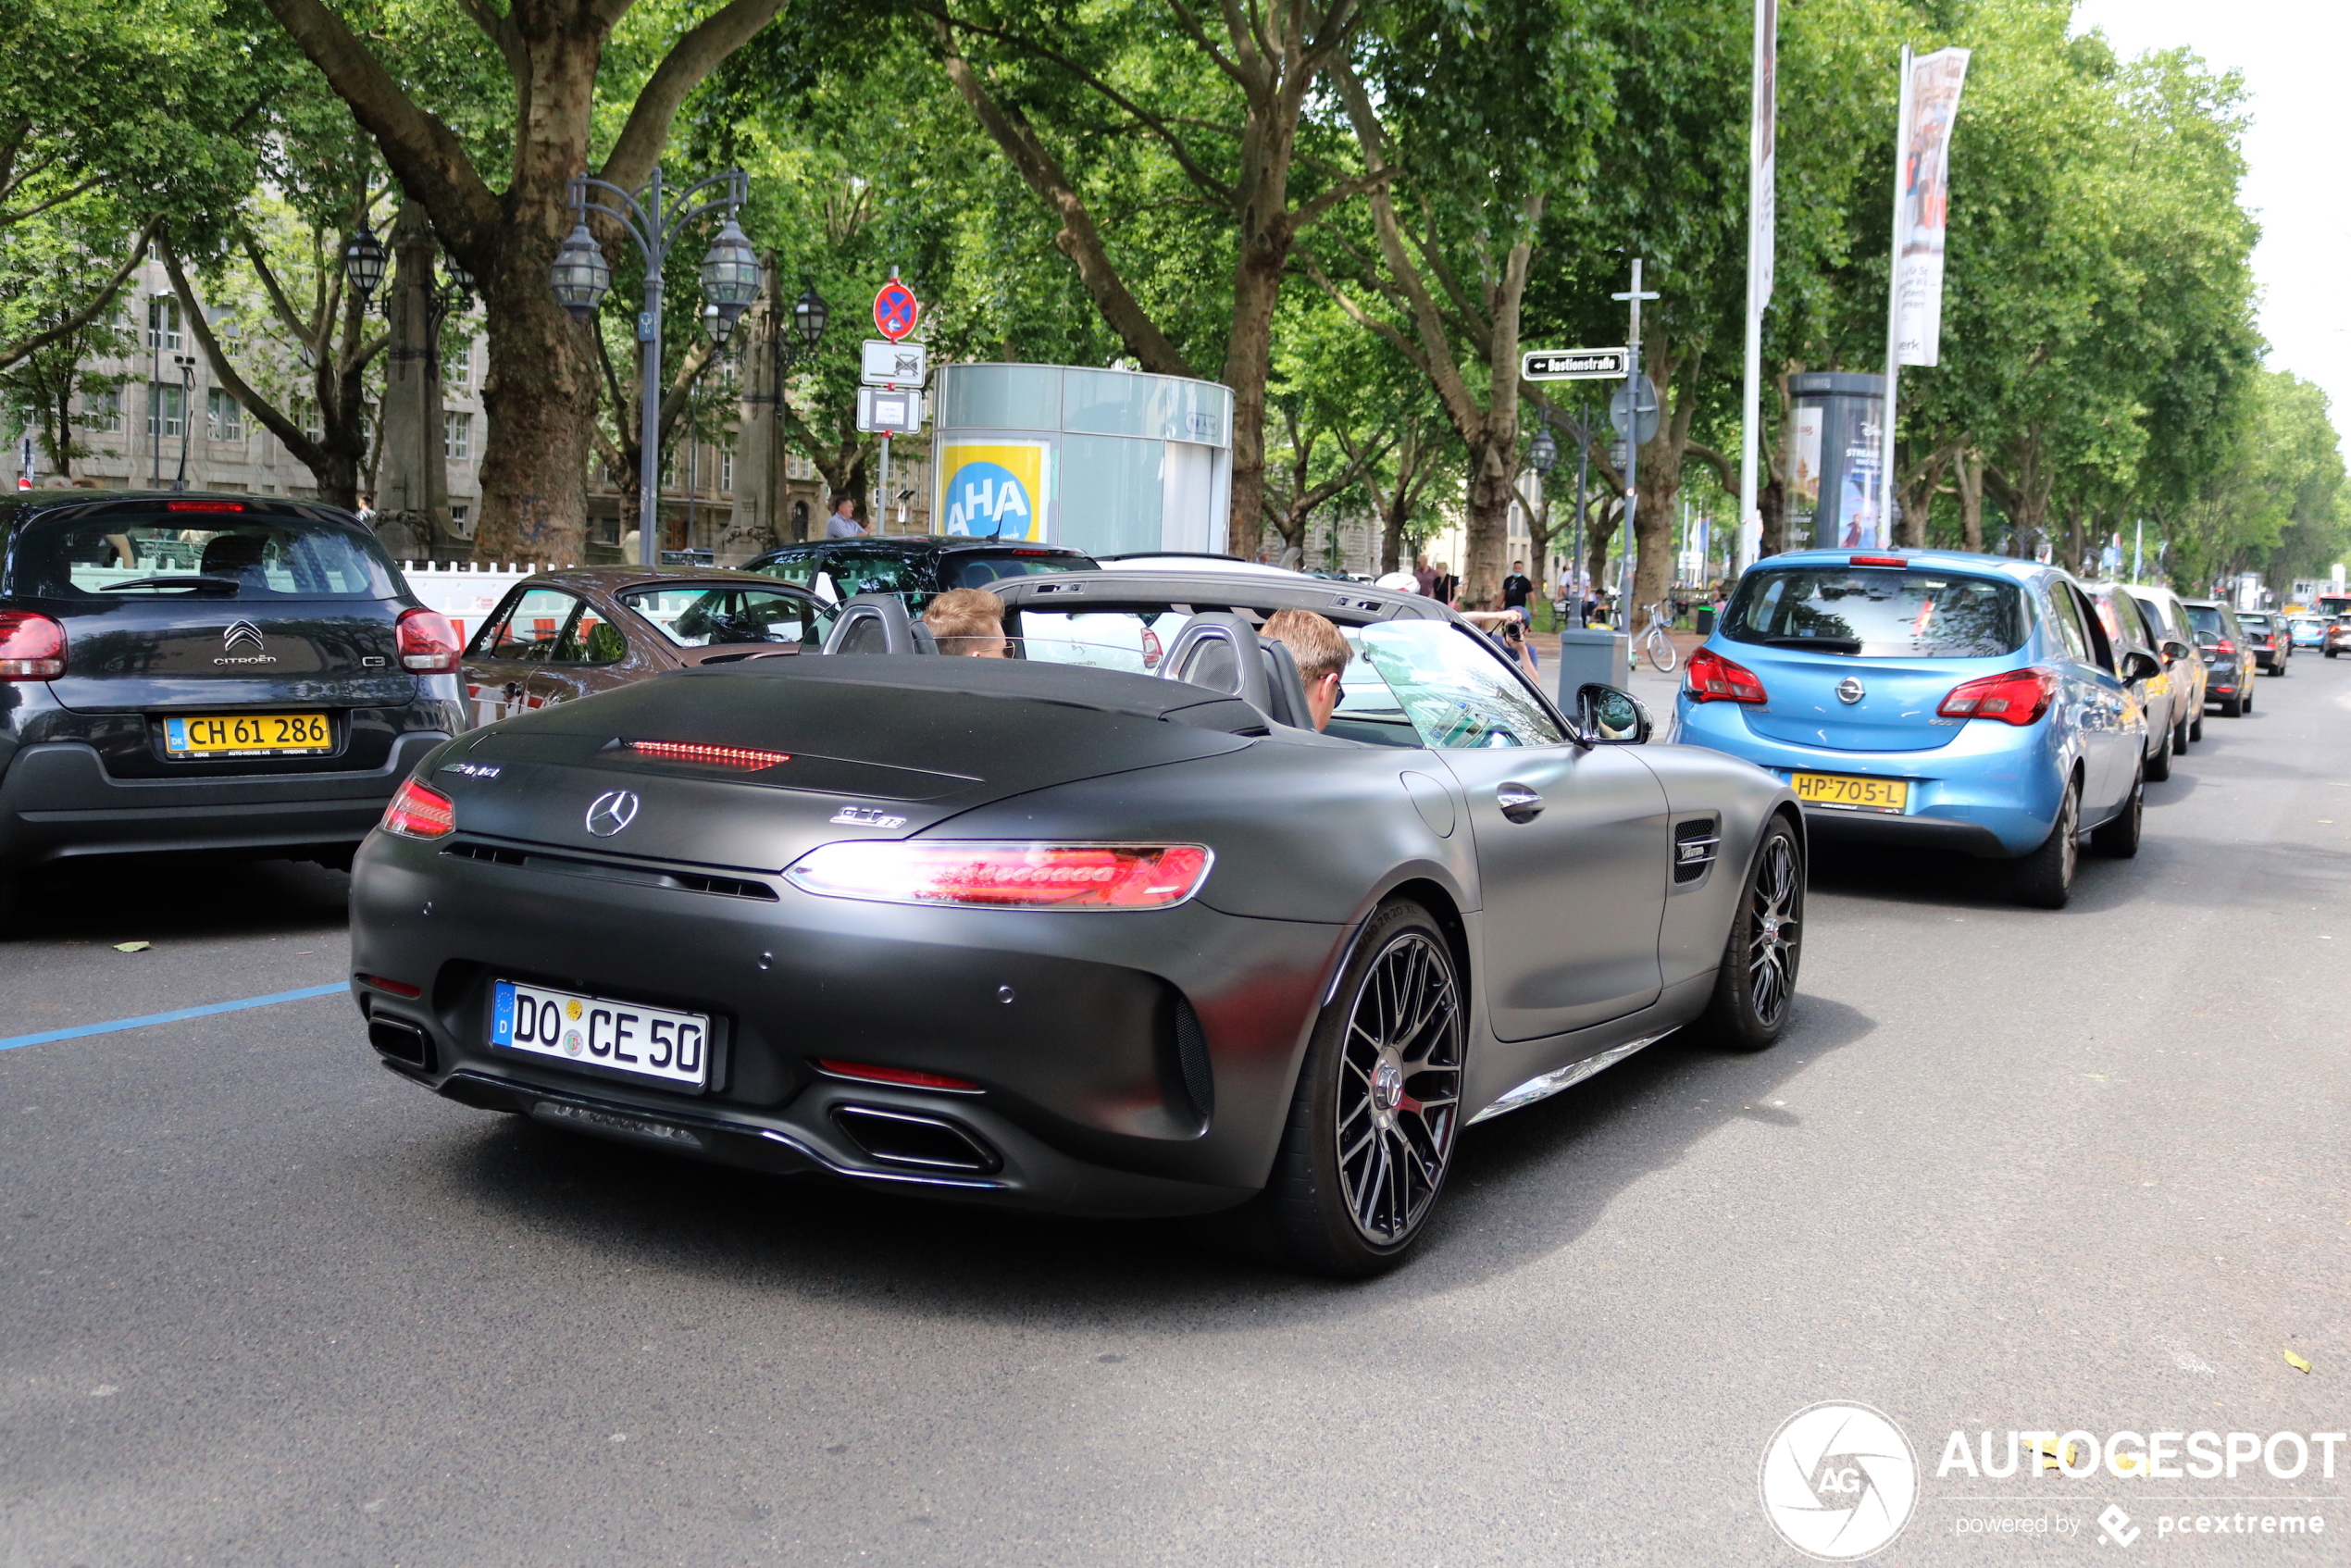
(448, 504, 470, 534)
(446, 338, 473, 389)
(207, 388, 243, 442)
(147, 383, 184, 439)
(442, 411, 472, 461)
(718, 447, 734, 494)
(81, 388, 122, 434)
(147, 297, 181, 351)
(292, 398, 323, 442)
(786, 451, 815, 482)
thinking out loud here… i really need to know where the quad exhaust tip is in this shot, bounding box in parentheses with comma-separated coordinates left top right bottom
(829, 1105, 1002, 1174)
(367, 1016, 434, 1070)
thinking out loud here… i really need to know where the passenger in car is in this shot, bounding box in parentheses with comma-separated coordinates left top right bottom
(1262, 608, 1351, 731)
(924, 587, 1010, 657)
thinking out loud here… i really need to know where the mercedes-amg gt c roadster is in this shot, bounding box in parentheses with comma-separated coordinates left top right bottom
(350, 570, 1803, 1275)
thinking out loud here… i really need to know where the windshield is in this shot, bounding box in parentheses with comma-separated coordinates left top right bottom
(1340, 621, 1562, 748)
(2184, 605, 2224, 638)
(1013, 609, 1173, 673)
(1722, 567, 2026, 658)
(11, 513, 398, 600)
(618, 583, 830, 648)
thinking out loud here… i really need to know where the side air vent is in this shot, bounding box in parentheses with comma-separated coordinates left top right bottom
(1169, 992, 1213, 1125)
(442, 840, 778, 901)
(829, 1106, 1003, 1174)
(1673, 818, 1722, 884)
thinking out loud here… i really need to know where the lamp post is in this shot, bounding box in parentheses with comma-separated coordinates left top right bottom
(171, 353, 196, 492)
(549, 165, 753, 566)
(1528, 398, 1602, 628)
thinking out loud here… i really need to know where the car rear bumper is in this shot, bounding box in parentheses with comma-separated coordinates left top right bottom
(350, 828, 1344, 1217)
(1674, 700, 2063, 857)
(0, 732, 449, 867)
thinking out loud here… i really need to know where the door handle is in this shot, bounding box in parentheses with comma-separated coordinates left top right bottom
(1497, 782, 1544, 823)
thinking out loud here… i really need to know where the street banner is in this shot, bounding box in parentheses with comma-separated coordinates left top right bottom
(938, 439, 1049, 541)
(1893, 46, 1970, 367)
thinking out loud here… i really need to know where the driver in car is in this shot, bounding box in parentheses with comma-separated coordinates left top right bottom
(1262, 608, 1352, 731)
(924, 587, 1011, 657)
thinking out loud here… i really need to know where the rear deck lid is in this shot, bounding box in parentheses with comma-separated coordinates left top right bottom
(1719, 562, 2030, 753)
(6, 501, 417, 712)
(433, 655, 1259, 870)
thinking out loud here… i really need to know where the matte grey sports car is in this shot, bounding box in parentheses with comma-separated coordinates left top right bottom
(350, 571, 1804, 1276)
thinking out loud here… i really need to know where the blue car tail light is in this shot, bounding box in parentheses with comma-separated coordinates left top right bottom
(1685, 647, 1768, 703)
(1936, 666, 2058, 726)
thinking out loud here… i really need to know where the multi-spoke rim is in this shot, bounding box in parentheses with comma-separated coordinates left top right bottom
(1335, 931, 1462, 1247)
(1747, 834, 1801, 1027)
(2057, 782, 2079, 887)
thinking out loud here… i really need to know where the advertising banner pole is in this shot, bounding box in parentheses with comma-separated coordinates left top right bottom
(1736, 0, 1776, 573)
(1880, 45, 1912, 552)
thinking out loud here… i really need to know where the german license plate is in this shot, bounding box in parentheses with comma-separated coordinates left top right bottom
(491, 980, 711, 1089)
(1790, 770, 1909, 815)
(163, 712, 331, 757)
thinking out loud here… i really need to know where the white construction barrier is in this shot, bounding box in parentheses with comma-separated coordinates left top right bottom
(396, 561, 561, 648)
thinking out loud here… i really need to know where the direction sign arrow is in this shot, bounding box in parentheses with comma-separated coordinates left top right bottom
(1522, 346, 1631, 381)
(872, 275, 921, 342)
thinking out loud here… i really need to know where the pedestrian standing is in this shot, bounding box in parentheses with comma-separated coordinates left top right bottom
(1431, 561, 1460, 608)
(825, 496, 866, 539)
(1502, 559, 1534, 617)
(1412, 554, 1437, 597)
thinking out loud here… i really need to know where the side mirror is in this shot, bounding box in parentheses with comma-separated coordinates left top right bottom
(2161, 639, 2192, 663)
(1573, 682, 1652, 745)
(2119, 649, 2161, 683)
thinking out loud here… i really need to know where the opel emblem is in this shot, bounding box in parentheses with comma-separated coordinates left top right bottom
(585, 790, 641, 837)
(222, 620, 266, 653)
(1835, 676, 1865, 705)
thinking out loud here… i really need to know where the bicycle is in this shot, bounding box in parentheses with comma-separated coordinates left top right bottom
(1636, 600, 1679, 673)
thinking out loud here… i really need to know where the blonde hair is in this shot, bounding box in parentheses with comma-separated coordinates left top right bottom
(923, 587, 1005, 653)
(1262, 607, 1352, 687)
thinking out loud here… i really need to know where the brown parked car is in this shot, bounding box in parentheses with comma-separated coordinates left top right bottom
(461, 567, 832, 729)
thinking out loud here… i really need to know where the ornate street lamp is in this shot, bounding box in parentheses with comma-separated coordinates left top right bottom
(342, 225, 388, 301)
(698, 217, 761, 344)
(549, 222, 612, 324)
(791, 283, 830, 348)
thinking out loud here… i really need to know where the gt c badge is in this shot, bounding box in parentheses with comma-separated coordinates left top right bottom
(585, 790, 641, 837)
(830, 805, 907, 828)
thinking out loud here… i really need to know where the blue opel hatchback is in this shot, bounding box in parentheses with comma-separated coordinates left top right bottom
(1674, 549, 2157, 908)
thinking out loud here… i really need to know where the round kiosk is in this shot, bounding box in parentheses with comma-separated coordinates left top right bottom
(929, 364, 1233, 556)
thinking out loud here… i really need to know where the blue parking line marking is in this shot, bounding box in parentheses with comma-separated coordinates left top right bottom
(0, 982, 347, 1052)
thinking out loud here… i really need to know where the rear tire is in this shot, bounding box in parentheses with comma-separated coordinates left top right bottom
(2012, 777, 2081, 910)
(1690, 818, 1804, 1052)
(2219, 694, 2242, 717)
(1255, 901, 1465, 1278)
(2090, 765, 2144, 859)
(2171, 718, 2188, 756)
(2146, 731, 2171, 781)
(2190, 712, 2203, 740)
(0, 868, 17, 939)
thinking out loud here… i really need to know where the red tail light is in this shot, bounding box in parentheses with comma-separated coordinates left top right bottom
(1685, 647, 1768, 703)
(815, 1059, 980, 1091)
(396, 607, 461, 672)
(381, 777, 455, 839)
(0, 610, 66, 678)
(2212, 638, 2235, 656)
(1849, 554, 1907, 567)
(785, 841, 1213, 910)
(1937, 666, 2058, 726)
(358, 973, 424, 998)
(167, 499, 244, 513)
(624, 740, 790, 769)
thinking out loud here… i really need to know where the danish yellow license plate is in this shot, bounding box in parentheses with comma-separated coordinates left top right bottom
(1790, 770, 1909, 815)
(162, 712, 331, 757)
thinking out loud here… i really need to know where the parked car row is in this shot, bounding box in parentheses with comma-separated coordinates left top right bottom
(1673, 548, 2258, 910)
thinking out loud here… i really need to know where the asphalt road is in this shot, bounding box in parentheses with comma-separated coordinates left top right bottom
(3, 660, 2345, 1567)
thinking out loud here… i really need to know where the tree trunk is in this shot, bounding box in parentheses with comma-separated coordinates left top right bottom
(1585, 498, 1619, 610)
(1223, 247, 1282, 558)
(1955, 448, 1984, 553)
(1626, 338, 1698, 629)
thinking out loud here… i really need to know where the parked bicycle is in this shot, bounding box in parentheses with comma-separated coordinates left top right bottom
(1636, 600, 1679, 672)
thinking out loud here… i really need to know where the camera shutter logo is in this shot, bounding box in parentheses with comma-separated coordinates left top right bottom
(585, 790, 641, 838)
(1759, 1401, 1918, 1560)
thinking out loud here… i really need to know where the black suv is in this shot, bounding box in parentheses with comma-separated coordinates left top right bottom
(742, 535, 1094, 613)
(0, 492, 463, 923)
(2182, 598, 2254, 717)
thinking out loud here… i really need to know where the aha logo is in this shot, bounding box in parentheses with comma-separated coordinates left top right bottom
(944, 461, 1033, 538)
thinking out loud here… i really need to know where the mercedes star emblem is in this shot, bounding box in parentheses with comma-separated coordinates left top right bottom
(584, 789, 641, 837)
(222, 620, 267, 653)
(1835, 676, 1866, 704)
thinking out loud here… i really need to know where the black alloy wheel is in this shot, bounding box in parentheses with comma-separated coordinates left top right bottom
(2013, 775, 2081, 909)
(2171, 717, 2188, 756)
(1258, 901, 1464, 1277)
(2090, 765, 2144, 859)
(1693, 817, 1803, 1052)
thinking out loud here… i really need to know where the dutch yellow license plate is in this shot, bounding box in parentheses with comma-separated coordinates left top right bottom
(1790, 770, 1909, 815)
(162, 712, 332, 757)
